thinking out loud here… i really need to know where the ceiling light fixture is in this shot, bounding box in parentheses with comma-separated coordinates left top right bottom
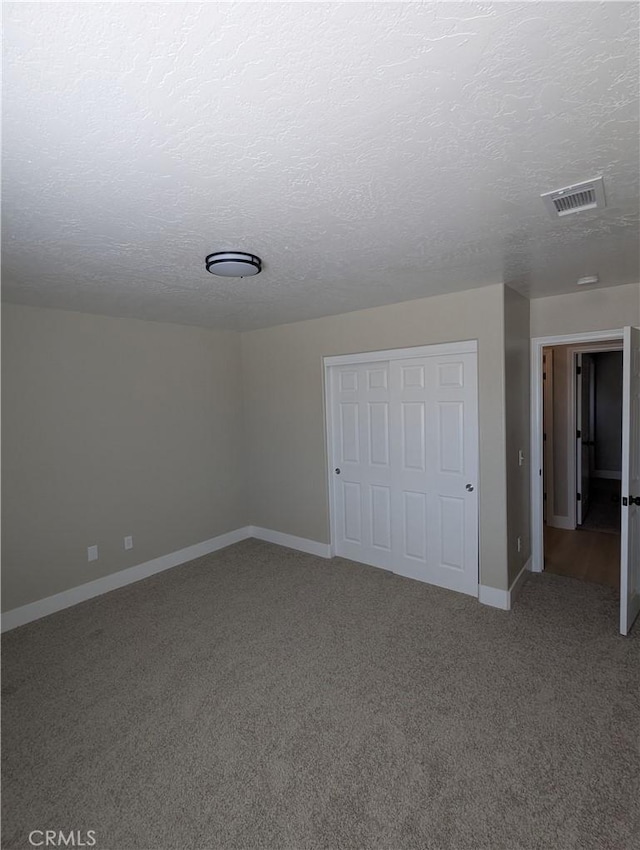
(205, 251, 262, 277)
(576, 275, 599, 286)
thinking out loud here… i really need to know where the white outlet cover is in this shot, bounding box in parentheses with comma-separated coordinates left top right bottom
(87, 545, 98, 562)
(124, 536, 133, 550)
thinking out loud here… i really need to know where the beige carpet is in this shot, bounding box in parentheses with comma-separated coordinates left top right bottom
(2, 539, 639, 850)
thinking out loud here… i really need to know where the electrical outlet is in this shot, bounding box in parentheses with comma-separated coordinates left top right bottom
(518, 450, 525, 467)
(517, 536, 522, 553)
(124, 535, 133, 550)
(87, 545, 98, 562)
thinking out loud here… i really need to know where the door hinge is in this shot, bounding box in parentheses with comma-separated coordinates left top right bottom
(623, 497, 628, 506)
(577, 366, 582, 375)
(576, 429, 581, 439)
(577, 493, 582, 502)
(543, 432, 547, 442)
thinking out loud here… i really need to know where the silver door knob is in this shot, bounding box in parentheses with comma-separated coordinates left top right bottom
(466, 484, 474, 492)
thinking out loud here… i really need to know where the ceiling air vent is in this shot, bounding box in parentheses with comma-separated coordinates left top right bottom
(541, 176, 606, 219)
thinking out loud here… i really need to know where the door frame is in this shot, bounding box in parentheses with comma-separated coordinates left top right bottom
(324, 339, 478, 569)
(575, 352, 595, 526)
(572, 347, 622, 526)
(542, 348, 554, 523)
(543, 341, 623, 533)
(530, 329, 624, 573)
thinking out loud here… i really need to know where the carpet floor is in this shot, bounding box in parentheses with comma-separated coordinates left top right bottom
(2, 539, 639, 850)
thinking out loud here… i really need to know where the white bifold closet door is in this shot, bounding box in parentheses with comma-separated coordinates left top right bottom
(328, 344, 478, 596)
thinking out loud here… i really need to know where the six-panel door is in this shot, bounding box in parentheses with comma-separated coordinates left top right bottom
(330, 349, 478, 596)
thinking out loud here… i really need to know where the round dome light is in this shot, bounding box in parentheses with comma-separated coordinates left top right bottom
(205, 252, 262, 277)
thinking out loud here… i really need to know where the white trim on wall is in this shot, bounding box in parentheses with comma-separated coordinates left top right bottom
(479, 557, 531, 611)
(324, 340, 478, 368)
(1, 526, 334, 632)
(531, 329, 624, 573)
(543, 348, 555, 521)
(249, 526, 332, 558)
(1, 526, 253, 633)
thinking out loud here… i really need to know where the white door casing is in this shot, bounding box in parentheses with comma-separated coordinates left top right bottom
(576, 353, 594, 524)
(326, 342, 479, 597)
(542, 349, 554, 523)
(620, 326, 640, 636)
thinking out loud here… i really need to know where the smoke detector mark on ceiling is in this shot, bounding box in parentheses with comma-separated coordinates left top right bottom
(541, 176, 606, 219)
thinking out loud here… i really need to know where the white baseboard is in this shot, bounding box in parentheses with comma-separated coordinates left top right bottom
(593, 469, 622, 480)
(510, 557, 531, 604)
(1, 526, 333, 632)
(3, 525, 523, 630)
(1, 526, 252, 633)
(479, 557, 531, 611)
(548, 515, 575, 530)
(478, 585, 509, 610)
(249, 526, 332, 559)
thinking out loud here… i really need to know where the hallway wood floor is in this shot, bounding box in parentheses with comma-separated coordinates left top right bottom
(544, 525, 620, 590)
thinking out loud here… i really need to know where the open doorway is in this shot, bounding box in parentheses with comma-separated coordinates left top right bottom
(531, 327, 640, 635)
(542, 342, 622, 589)
(577, 351, 623, 533)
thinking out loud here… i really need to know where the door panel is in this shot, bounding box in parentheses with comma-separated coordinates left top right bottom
(343, 482, 362, 543)
(620, 327, 640, 635)
(439, 496, 465, 569)
(330, 348, 478, 596)
(339, 402, 360, 463)
(368, 402, 389, 466)
(401, 402, 426, 471)
(403, 491, 428, 561)
(370, 485, 392, 550)
(438, 402, 464, 473)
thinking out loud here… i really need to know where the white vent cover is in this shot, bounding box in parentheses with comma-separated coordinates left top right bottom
(541, 176, 606, 218)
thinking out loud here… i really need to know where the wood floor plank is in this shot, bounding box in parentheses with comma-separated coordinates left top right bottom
(544, 526, 620, 590)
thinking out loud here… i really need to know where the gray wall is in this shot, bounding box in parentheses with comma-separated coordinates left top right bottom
(530, 283, 640, 337)
(241, 284, 510, 591)
(5, 282, 637, 612)
(2, 304, 246, 611)
(594, 351, 623, 474)
(504, 286, 531, 584)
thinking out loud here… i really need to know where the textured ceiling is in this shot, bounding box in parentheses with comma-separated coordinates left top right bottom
(2, 1, 639, 330)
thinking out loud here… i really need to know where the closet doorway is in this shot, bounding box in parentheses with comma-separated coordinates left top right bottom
(325, 341, 479, 597)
